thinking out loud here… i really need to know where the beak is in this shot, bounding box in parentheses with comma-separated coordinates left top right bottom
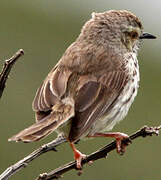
(139, 32, 156, 39)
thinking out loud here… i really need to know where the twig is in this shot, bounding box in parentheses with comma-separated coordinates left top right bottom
(0, 49, 24, 98)
(0, 135, 67, 180)
(36, 125, 161, 180)
(0, 126, 160, 180)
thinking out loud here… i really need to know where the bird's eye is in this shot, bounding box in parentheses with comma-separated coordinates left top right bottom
(130, 31, 139, 39)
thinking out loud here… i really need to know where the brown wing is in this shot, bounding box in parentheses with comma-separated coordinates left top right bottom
(32, 67, 72, 121)
(9, 66, 74, 142)
(69, 71, 129, 142)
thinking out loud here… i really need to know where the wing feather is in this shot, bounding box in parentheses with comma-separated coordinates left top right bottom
(69, 71, 129, 142)
(32, 67, 72, 122)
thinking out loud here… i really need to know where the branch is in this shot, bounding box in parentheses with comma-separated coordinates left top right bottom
(0, 126, 160, 180)
(36, 126, 161, 180)
(0, 135, 67, 180)
(0, 49, 24, 98)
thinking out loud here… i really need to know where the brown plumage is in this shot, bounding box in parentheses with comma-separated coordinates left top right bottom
(9, 10, 156, 169)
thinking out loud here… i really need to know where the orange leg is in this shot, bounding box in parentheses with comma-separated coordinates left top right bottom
(88, 132, 130, 154)
(69, 142, 86, 169)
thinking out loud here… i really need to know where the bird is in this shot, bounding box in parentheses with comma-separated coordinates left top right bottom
(9, 10, 156, 169)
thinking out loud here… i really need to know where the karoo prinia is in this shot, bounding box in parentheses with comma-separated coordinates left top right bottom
(9, 10, 156, 169)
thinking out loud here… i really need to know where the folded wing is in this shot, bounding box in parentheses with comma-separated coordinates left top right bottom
(9, 67, 74, 142)
(69, 70, 129, 142)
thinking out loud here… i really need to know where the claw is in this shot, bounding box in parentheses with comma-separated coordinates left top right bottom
(69, 142, 86, 169)
(74, 149, 86, 169)
(114, 133, 130, 155)
(88, 132, 130, 155)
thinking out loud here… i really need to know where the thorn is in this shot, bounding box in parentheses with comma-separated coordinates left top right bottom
(37, 173, 47, 180)
(41, 144, 57, 152)
(52, 147, 57, 152)
(22, 162, 28, 167)
(55, 174, 63, 179)
(19, 49, 25, 55)
(105, 153, 109, 158)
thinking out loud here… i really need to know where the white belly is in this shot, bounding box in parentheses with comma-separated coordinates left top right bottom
(89, 53, 140, 134)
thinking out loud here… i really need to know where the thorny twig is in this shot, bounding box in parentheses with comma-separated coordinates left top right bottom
(0, 126, 160, 180)
(36, 126, 161, 180)
(0, 135, 67, 180)
(1, 126, 161, 180)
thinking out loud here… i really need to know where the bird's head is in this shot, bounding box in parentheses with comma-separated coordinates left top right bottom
(79, 10, 156, 54)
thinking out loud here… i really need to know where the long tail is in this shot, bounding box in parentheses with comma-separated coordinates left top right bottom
(8, 103, 74, 142)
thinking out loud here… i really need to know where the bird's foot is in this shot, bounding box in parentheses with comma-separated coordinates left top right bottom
(73, 149, 86, 169)
(70, 142, 86, 169)
(112, 132, 131, 155)
(88, 132, 131, 155)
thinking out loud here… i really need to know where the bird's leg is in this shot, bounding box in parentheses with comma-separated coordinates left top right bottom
(88, 132, 131, 154)
(69, 142, 86, 169)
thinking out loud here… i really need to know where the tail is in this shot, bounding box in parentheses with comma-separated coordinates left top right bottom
(8, 114, 58, 142)
(8, 103, 74, 142)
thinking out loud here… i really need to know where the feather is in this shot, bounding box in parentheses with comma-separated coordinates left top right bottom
(9, 101, 74, 142)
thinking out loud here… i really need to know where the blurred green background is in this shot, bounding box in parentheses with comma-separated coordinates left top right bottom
(0, 0, 160, 180)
